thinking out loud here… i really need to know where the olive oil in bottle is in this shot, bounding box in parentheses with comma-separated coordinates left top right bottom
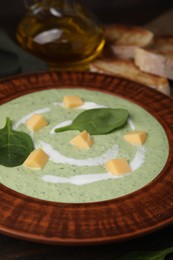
(16, 0, 105, 70)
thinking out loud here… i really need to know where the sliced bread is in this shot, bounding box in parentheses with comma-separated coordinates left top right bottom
(135, 47, 173, 80)
(152, 36, 173, 56)
(104, 24, 154, 59)
(90, 59, 170, 95)
(135, 36, 173, 80)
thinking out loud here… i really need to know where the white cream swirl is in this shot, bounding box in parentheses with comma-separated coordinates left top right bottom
(39, 141, 119, 167)
(42, 146, 146, 185)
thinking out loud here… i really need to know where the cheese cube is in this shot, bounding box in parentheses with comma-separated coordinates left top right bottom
(124, 131, 147, 145)
(26, 114, 48, 131)
(105, 158, 131, 176)
(23, 148, 49, 169)
(63, 95, 83, 108)
(70, 130, 93, 149)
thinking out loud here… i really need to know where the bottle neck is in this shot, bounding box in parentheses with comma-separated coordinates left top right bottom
(51, 0, 81, 10)
(24, 0, 79, 8)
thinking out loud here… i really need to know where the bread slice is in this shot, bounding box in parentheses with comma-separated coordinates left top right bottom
(134, 36, 173, 80)
(90, 59, 170, 95)
(135, 47, 173, 80)
(152, 36, 173, 56)
(104, 24, 154, 59)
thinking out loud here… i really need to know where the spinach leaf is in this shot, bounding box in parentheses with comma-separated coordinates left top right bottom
(118, 247, 173, 260)
(55, 108, 128, 135)
(0, 118, 34, 167)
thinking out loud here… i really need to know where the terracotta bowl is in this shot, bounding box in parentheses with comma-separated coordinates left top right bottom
(0, 71, 172, 245)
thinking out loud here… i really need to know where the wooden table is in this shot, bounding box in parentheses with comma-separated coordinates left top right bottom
(0, 5, 173, 260)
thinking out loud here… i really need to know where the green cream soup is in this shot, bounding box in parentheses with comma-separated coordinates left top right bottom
(0, 89, 169, 203)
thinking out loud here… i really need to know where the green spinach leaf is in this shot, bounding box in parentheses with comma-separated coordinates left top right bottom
(0, 118, 34, 167)
(55, 108, 128, 135)
(118, 247, 173, 260)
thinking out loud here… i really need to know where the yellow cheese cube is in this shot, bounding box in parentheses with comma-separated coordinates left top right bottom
(63, 95, 83, 108)
(70, 130, 93, 149)
(26, 114, 48, 131)
(124, 131, 147, 145)
(23, 148, 49, 169)
(105, 158, 131, 176)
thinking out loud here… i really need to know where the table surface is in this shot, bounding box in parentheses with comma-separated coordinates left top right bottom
(0, 3, 173, 260)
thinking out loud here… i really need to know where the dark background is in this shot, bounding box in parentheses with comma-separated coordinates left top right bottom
(83, 0, 173, 24)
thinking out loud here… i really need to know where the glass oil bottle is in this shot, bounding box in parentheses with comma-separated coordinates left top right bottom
(16, 0, 105, 70)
